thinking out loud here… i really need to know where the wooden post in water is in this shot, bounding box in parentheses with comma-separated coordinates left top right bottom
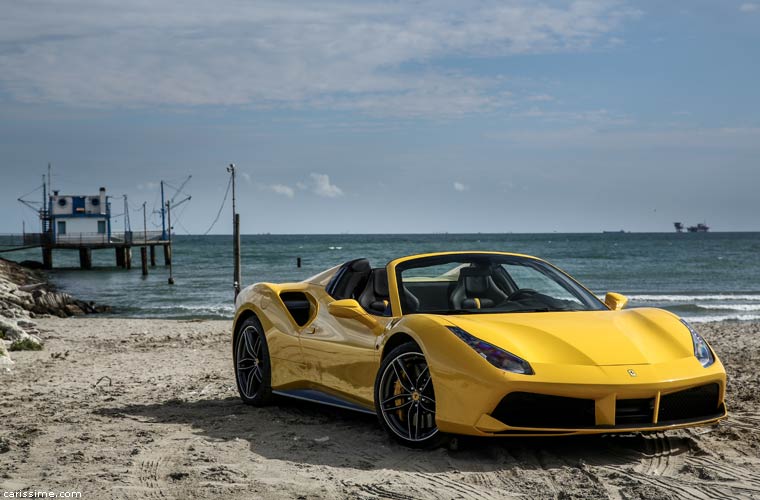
(234, 213, 241, 299)
(125, 247, 132, 270)
(42, 247, 53, 269)
(141, 202, 148, 277)
(150, 245, 156, 266)
(228, 164, 241, 300)
(167, 201, 175, 285)
(115, 247, 124, 268)
(79, 248, 92, 270)
(140, 247, 148, 276)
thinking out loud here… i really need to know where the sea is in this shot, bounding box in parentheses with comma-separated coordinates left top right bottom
(6, 232, 760, 323)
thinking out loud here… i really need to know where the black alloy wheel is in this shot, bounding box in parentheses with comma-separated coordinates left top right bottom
(375, 342, 446, 448)
(234, 316, 273, 406)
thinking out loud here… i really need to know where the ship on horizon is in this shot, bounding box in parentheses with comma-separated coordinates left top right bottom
(674, 222, 710, 233)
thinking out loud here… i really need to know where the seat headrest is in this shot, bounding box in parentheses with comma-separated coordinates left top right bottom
(458, 267, 492, 296)
(348, 258, 371, 273)
(373, 268, 389, 296)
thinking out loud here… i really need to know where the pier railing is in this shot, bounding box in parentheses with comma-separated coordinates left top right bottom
(0, 233, 49, 247)
(0, 231, 166, 247)
(55, 231, 165, 245)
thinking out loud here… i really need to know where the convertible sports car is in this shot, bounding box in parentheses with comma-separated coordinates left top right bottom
(232, 251, 727, 448)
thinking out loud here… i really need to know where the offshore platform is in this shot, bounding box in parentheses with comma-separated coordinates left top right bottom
(1, 168, 181, 271)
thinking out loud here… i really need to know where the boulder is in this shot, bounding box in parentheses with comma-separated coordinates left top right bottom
(65, 304, 85, 316)
(0, 342, 12, 369)
(0, 318, 26, 341)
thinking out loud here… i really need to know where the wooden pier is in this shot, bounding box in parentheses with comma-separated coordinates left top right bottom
(0, 231, 171, 270)
(11, 174, 184, 277)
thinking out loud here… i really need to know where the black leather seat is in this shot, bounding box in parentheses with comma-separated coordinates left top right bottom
(450, 267, 509, 310)
(358, 268, 421, 315)
(329, 258, 371, 300)
(359, 268, 391, 314)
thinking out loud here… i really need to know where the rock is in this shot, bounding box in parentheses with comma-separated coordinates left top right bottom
(19, 260, 45, 270)
(0, 341, 12, 368)
(0, 318, 26, 341)
(65, 304, 85, 316)
(0, 258, 108, 359)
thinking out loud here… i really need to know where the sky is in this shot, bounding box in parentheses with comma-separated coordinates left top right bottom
(1, 0, 759, 234)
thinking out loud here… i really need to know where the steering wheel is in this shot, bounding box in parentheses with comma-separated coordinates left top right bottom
(508, 288, 538, 301)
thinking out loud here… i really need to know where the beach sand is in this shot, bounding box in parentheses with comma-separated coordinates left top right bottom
(1, 317, 759, 499)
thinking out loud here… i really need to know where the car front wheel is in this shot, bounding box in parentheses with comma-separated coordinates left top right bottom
(375, 342, 446, 448)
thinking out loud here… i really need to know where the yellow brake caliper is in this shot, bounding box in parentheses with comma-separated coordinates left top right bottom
(394, 380, 405, 421)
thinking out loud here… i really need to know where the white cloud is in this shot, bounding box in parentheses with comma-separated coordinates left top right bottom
(240, 172, 252, 184)
(0, 1, 637, 117)
(739, 3, 759, 12)
(137, 181, 159, 190)
(268, 184, 295, 198)
(453, 181, 468, 192)
(527, 94, 554, 102)
(310, 173, 343, 198)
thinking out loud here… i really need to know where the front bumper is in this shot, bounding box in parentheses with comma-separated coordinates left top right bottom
(433, 358, 727, 436)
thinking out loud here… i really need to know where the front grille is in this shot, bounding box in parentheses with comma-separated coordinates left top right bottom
(492, 392, 596, 429)
(616, 398, 654, 425)
(658, 383, 720, 423)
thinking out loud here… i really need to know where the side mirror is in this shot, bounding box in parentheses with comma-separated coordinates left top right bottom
(605, 292, 628, 311)
(328, 299, 381, 332)
(328, 299, 366, 319)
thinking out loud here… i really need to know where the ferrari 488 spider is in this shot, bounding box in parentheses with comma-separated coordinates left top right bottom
(232, 252, 726, 448)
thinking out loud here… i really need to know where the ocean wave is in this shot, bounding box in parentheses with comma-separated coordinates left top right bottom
(139, 303, 235, 315)
(627, 294, 760, 302)
(692, 303, 760, 312)
(684, 314, 760, 323)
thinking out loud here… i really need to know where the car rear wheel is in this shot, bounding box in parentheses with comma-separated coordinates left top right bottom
(375, 342, 446, 448)
(234, 316, 273, 406)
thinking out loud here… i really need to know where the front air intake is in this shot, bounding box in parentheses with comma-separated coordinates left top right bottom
(658, 383, 721, 423)
(491, 392, 596, 429)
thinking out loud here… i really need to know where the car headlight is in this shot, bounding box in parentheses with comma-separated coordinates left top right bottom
(680, 319, 715, 368)
(447, 326, 534, 375)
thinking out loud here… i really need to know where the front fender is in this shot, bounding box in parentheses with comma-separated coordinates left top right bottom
(381, 315, 511, 432)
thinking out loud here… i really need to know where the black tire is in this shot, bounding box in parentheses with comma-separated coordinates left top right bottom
(374, 341, 447, 449)
(234, 316, 273, 406)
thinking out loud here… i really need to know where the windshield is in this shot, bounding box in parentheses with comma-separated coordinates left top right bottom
(396, 254, 605, 315)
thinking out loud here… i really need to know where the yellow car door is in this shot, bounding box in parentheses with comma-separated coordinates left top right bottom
(299, 292, 386, 407)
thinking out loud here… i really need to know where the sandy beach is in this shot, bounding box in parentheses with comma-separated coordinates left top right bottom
(0, 316, 758, 499)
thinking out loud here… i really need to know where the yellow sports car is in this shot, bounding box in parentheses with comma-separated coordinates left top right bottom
(232, 251, 727, 448)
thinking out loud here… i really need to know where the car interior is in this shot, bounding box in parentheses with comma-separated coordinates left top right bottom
(449, 267, 510, 310)
(327, 259, 419, 316)
(326, 258, 587, 317)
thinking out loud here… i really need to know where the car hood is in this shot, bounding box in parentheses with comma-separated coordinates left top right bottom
(443, 308, 694, 366)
